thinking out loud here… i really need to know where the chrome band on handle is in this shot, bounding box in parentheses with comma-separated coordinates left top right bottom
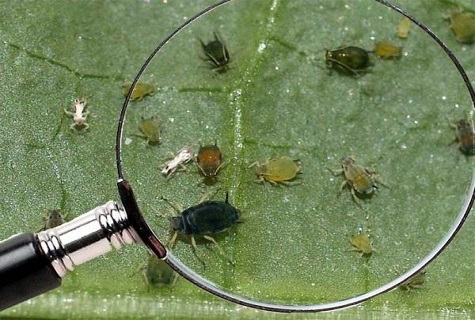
(37, 201, 138, 278)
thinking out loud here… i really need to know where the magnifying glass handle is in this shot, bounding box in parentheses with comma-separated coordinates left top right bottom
(0, 201, 138, 311)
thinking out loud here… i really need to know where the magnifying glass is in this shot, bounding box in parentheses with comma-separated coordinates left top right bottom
(1, 0, 474, 313)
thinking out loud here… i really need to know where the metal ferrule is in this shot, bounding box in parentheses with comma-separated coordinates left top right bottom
(36, 201, 138, 278)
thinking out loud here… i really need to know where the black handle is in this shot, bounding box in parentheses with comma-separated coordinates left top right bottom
(0, 233, 61, 311)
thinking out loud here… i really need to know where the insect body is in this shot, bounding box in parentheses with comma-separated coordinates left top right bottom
(166, 192, 241, 264)
(138, 117, 161, 145)
(325, 46, 371, 76)
(250, 156, 302, 186)
(199, 32, 231, 73)
(449, 11, 475, 44)
(373, 41, 402, 59)
(399, 270, 426, 291)
(330, 156, 387, 207)
(450, 116, 475, 155)
(121, 82, 155, 101)
(196, 142, 224, 180)
(41, 209, 66, 230)
(349, 233, 372, 255)
(64, 98, 89, 132)
(397, 17, 412, 39)
(161, 146, 194, 177)
(143, 254, 177, 288)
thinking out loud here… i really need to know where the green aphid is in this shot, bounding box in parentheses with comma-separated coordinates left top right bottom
(121, 82, 155, 101)
(138, 117, 161, 145)
(349, 233, 372, 255)
(329, 156, 387, 208)
(449, 11, 475, 44)
(41, 209, 67, 230)
(325, 46, 371, 76)
(143, 254, 178, 288)
(399, 270, 426, 291)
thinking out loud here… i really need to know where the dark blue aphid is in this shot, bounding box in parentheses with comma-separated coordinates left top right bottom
(168, 193, 240, 264)
(170, 192, 240, 237)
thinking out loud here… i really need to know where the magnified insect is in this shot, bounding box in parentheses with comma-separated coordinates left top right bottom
(196, 142, 224, 183)
(329, 156, 387, 208)
(448, 11, 475, 44)
(449, 115, 475, 156)
(163, 192, 241, 265)
(325, 46, 372, 76)
(250, 156, 302, 186)
(64, 98, 89, 133)
(373, 41, 402, 59)
(349, 233, 373, 256)
(137, 117, 161, 145)
(161, 146, 194, 177)
(399, 270, 426, 291)
(121, 82, 155, 101)
(40, 209, 67, 230)
(143, 254, 178, 288)
(199, 32, 231, 73)
(397, 16, 412, 39)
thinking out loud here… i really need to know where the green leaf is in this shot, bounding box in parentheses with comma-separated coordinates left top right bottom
(1, 0, 474, 318)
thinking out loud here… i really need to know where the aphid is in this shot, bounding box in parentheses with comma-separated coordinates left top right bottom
(399, 270, 426, 291)
(64, 98, 89, 132)
(41, 209, 66, 230)
(161, 146, 194, 177)
(138, 117, 161, 145)
(121, 82, 155, 101)
(199, 32, 231, 73)
(349, 233, 372, 255)
(449, 116, 475, 156)
(196, 142, 224, 180)
(250, 156, 302, 186)
(143, 254, 178, 288)
(325, 46, 371, 76)
(397, 16, 412, 39)
(449, 11, 475, 44)
(373, 41, 402, 59)
(329, 156, 387, 207)
(165, 192, 241, 265)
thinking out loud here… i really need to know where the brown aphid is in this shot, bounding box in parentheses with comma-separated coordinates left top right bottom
(329, 156, 387, 208)
(250, 156, 302, 186)
(399, 270, 426, 291)
(373, 41, 402, 59)
(349, 233, 373, 255)
(397, 17, 412, 39)
(196, 142, 224, 179)
(449, 11, 475, 44)
(450, 116, 475, 155)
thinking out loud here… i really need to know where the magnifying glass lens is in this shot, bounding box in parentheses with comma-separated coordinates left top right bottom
(119, 0, 474, 306)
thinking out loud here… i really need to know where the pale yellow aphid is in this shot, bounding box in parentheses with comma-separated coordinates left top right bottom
(373, 41, 402, 59)
(250, 156, 302, 186)
(396, 16, 412, 39)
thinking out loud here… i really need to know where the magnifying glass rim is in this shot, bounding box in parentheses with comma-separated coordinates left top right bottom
(115, 0, 475, 312)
